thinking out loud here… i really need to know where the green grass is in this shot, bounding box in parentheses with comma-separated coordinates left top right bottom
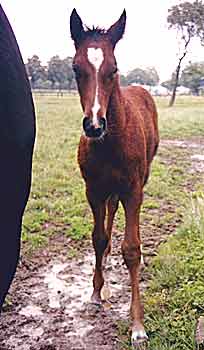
(157, 96, 204, 138)
(22, 93, 204, 348)
(22, 94, 92, 247)
(26, 93, 203, 246)
(117, 194, 204, 350)
(144, 193, 204, 350)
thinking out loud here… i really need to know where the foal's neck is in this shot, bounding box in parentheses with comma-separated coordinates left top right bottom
(106, 79, 125, 133)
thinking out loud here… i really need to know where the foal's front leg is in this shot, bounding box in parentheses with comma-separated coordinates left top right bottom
(121, 192, 148, 348)
(87, 191, 107, 304)
(105, 194, 119, 258)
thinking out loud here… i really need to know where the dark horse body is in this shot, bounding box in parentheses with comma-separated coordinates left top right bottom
(0, 5, 35, 311)
(70, 9, 159, 347)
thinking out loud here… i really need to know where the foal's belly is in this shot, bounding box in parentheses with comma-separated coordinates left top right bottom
(78, 137, 147, 197)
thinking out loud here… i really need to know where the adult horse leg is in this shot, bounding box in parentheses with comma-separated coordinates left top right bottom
(87, 191, 108, 304)
(121, 191, 148, 348)
(0, 219, 21, 310)
(104, 194, 119, 259)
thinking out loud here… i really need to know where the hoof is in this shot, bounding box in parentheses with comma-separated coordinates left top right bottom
(131, 330, 148, 349)
(91, 292, 102, 305)
(84, 302, 102, 317)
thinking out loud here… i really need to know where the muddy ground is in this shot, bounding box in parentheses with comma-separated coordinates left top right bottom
(0, 139, 204, 350)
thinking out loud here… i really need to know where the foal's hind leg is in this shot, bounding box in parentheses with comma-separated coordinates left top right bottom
(121, 191, 148, 347)
(87, 192, 107, 304)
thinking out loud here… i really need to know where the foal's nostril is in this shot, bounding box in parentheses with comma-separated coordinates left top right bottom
(83, 116, 91, 132)
(83, 117, 89, 131)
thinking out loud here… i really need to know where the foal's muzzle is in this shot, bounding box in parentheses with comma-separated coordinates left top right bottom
(83, 117, 107, 138)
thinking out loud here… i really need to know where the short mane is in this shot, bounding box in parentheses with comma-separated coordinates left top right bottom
(83, 26, 107, 41)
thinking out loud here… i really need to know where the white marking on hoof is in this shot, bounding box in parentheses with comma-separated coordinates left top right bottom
(131, 330, 148, 346)
(101, 284, 112, 300)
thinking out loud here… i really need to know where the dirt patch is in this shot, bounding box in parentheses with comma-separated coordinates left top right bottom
(160, 138, 204, 174)
(0, 138, 203, 350)
(0, 232, 129, 350)
(160, 138, 204, 150)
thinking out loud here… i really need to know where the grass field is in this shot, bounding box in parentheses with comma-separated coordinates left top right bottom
(22, 93, 204, 349)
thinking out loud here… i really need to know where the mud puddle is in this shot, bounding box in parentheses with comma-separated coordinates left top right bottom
(0, 232, 170, 350)
(0, 233, 132, 350)
(160, 138, 204, 173)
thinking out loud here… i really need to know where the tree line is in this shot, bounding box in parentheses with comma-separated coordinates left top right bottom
(162, 61, 204, 95)
(25, 55, 161, 90)
(26, 55, 77, 90)
(25, 54, 204, 96)
(25, 0, 204, 106)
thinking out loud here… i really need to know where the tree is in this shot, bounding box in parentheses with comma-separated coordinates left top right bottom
(126, 67, 159, 86)
(126, 68, 147, 85)
(47, 55, 64, 89)
(180, 61, 204, 94)
(47, 56, 75, 90)
(167, 0, 204, 106)
(145, 67, 160, 86)
(161, 72, 177, 91)
(26, 55, 47, 88)
(62, 57, 75, 90)
(34, 78, 52, 90)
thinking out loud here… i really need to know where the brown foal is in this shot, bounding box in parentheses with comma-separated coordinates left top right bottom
(70, 8, 159, 348)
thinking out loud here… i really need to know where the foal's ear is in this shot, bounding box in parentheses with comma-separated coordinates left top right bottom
(70, 9, 84, 49)
(107, 9, 126, 48)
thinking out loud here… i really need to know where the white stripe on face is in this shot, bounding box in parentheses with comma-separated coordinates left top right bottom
(87, 48, 104, 126)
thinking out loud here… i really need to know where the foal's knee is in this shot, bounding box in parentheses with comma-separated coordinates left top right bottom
(121, 240, 141, 268)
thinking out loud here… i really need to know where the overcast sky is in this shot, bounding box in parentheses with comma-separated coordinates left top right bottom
(1, 0, 204, 81)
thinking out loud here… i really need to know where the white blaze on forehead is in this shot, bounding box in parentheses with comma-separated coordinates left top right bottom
(87, 48, 104, 127)
(87, 48, 104, 72)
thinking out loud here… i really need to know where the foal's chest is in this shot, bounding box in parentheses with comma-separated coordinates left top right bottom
(78, 140, 139, 193)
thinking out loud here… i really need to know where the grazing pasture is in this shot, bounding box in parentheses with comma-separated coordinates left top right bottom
(0, 94, 204, 350)
(23, 94, 204, 244)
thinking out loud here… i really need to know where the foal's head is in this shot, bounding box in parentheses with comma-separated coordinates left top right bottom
(70, 9, 126, 139)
